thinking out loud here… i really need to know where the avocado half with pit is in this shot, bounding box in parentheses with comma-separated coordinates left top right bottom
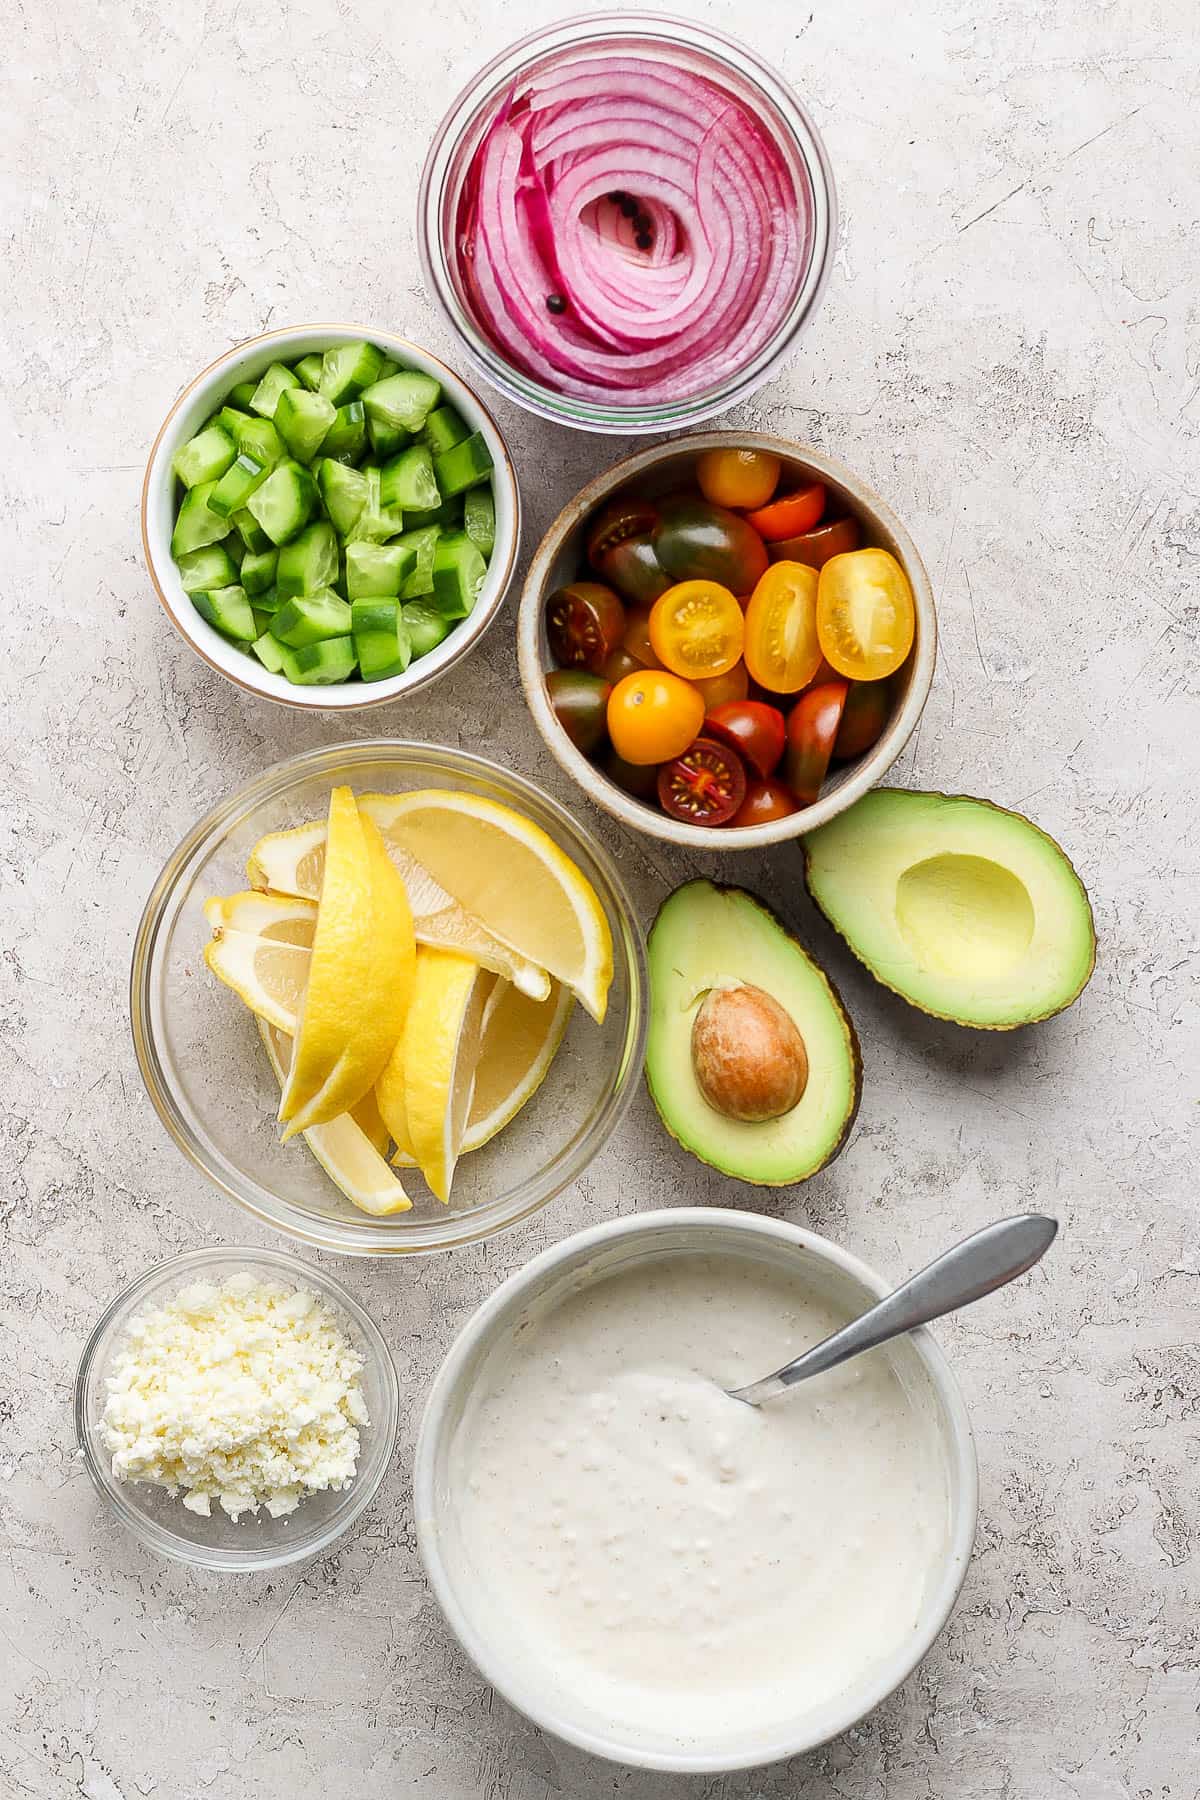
(646, 881, 861, 1185)
(803, 789, 1096, 1029)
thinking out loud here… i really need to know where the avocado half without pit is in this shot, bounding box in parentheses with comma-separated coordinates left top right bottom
(803, 789, 1096, 1029)
(647, 881, 861, 1185)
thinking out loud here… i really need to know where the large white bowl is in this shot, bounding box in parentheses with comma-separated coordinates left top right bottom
(415, 1208, 978, 1773)
(141, 325, 520, 710)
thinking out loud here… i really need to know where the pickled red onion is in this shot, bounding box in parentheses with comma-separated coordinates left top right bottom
(454, 54, 807, 405)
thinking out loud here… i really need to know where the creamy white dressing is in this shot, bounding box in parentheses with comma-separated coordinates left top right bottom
(450, 1252, 950, 1745)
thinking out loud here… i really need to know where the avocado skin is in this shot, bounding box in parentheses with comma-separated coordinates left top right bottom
(801, 788, 1097, 1031)
(646, 881, 862, 1186)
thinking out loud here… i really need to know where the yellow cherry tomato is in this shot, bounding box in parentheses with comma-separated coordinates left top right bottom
(742, 561, 823, 694)
(696, 448, 782, 511)
(693, 659, 750, 713)
(649, 580, 745, 680)
(816, 548, 916, 680)
(606, 670, 706, 766)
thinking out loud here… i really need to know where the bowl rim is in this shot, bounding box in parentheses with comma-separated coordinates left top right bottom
(140, 324, 522, 711)
(74, 1243, 400, 1572)
(414, 1205, 978, 1773)
(517, 430, 937, 849)
(129, 739, 649, 1257)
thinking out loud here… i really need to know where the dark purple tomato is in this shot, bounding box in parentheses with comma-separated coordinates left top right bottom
(587, 498, 672, 606)
(656, 736, 747, 826)
(652, 495, 769, 595)
(546, 669, 612, 755)
(545, 581, 626, 673)
(603, 750, 661, 802)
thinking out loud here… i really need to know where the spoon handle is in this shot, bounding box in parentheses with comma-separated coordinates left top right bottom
(730, 1213, 1058, 1406)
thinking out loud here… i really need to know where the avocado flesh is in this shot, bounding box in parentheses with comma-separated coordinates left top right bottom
(646, 881, 861, 1185)
(803, 789, 1095, 1029)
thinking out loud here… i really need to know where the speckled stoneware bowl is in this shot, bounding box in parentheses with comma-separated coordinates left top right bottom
(517, 432, 936, 851)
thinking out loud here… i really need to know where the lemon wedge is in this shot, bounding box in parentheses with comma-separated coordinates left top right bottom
(204, 891, 317, 946)
(204, 930, 308, 1033)
(257, 1021, 410, 1216)
(392, 948, 493, 1203)
(349, 1085, 391, 1157)
(360, 792, 613, 1023)
(246, 818, 549, 1001)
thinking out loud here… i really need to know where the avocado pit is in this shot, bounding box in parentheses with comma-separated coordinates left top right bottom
(691, 983, 809, 1123)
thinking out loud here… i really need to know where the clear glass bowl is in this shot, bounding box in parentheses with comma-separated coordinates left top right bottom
(131, 742, 648, 1255)
(418, 12, 836, 434)
(75, 1246, 400, 1571)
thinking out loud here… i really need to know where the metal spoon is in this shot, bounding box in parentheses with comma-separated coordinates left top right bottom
(728, 1213, 1058, 1406)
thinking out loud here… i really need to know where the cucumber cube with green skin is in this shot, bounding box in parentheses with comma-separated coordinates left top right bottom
(176, 543, 239, 594)
(317, 459, 370, 536)
(362, 371, 442, 436)
(404, 497, 464, 531)
(274, 387, 337, 463)
(320, 401, 367, 465)
(228, 380, 258, 411)
(232, 415, 284, 468)
(251, 606, 274, 637)
(191, 584, 257, 641)
(172, 423, 236, 490)
(431, 530, 487, 619)
(252, 631, 287, 674)
(250, 362, 300, 418)
(276, 521, 339, 598)
(278, 636, 357, 685)
(434, 431, 493, 496)
(463, 485, 496, 558)
(225, 533, 245, 568)
(232, 508, 272, 553)
(403, 600, 451, 659)
(367, 414, 410, 459)
(171, 481, 230, 558)
(396, 526, 440, 598)
(352, 598, 411, 682)
(373, 357, 401, 382)
(345, 540, 417, 599)
(319, 342, 385, 405)
(380, 444, 439, 513)
(245, 460, 318, 546)
(292, 353, 325, 393)
(240, 547, 278, 596)
(216, 406, 252, 440)
(208, 451, 269, 519)
(420, 406, 469, 457)
(252, 585, 280, 614)
(347, 466, 404, 545)
(272, 588, 353, 647)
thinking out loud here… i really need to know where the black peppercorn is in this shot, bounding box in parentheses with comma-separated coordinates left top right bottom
(635, 232, 652, 251)
(607, 190, 627, 204)
(546, 293, 567, 315)
(619, 196, 638, 219)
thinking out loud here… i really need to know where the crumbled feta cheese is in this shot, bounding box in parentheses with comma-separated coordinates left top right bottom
(100, 1272, 368, 1520)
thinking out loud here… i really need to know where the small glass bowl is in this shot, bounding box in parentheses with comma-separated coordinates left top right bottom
(418, 12, 836, 434)
(130, 741, 648, 1256)
(75, 1246, 400, 1571)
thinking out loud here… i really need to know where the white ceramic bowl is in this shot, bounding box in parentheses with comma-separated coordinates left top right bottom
(141, 325, 520, 710)
(415, 1208, 977, 1773)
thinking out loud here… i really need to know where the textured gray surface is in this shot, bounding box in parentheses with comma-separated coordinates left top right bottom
(2, 0, 1198, 1795)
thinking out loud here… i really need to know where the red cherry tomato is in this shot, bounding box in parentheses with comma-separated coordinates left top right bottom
(704, 700, 787, 780)
(744, 483, 826, 542)
(657, 736, 747, 827)
(546, 582, 626, 673)
(784, 680, 849, 805)
(729, 777, 800, 828)
(768, 515, 861, 569)
(833, 680, 891, 760)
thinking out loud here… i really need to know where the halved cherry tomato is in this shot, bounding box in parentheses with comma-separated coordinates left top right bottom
(649, 581, 744, 680)
(768, 515, 861, 569)
(785, 680, 849, 804)
(834, 680, 891, 760)
(653, 496, 769, 594)
(621, 609, 663, 670)
(742, 561, 823, 694)
(817, 548, 915, 681)
(657, 737, 747, 826)
(546, 582, 626, 673)
(586, 495, 658, 567)
(693, 660, 750, 713)
(587, 498, 671, 606)
(745, 482, 826, 542)
(546, 669, 612, 754)
(729, 777, 800, 828)
(705, 700, 786, 780)
(607, 670, 705, 765)
(603, 750, 660, 802)
(696, 448, 781, 511)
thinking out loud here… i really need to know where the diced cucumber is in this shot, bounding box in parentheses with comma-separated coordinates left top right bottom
(251, 362, 300, 418)
(171, 481, 230, 557)
(176, 543, 238, 594)
(228, 380, 258, 411)
(404, 497, 464, 531)
(380, 444, 439, 512)
(240, 547, 278, 596)
(276, 521, 339, 598)
(320, 401, 367, 465)
(434, 431, 493, 497)
(367, 414, 409, 459)
(274, 387, 337, 463)
(352, 598, 411, 683)
(253, 585, 280, 614)
(362, 370, 442, 435)
(292, 353, 325, 393)
(374, 357, 401, 382)
(172, 423, 236, 490)
(278, 637, 357, 685)
(396, 526, 440, 598)
(420, 406, 469, 457)
(348, 466, 404, 545)
(251, 606, 274, 637)
(345, 540, 417, 599)
(317, 459, 369, 536)
(216, 405, 252, 440)
(272, 588, 353, 647)
(231, 415, 285, 468)
(431, 530, 487, 619)
(245, 460, 318, 546)
(191, 584, 257, 642)
(319, 342, 386, 405)
(403, 601, 451, 660)
(225, 533, 245, 569)
(208, 451, 269, 519)
(463, 485, 496, 558)
(232, 508, 272, 553)
(252, 631, 287, 674)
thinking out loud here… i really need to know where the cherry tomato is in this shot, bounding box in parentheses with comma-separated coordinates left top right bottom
(744, 482, 826, 542)
(816, 548, 916, 681)
(696, 448, 781, 511)
(768, 515, 861, 570)
(648, 581, 744, 680)
(742, 561, 822, 694)
(586, 495, 658, 567)
(546, 669, 612, 755)
(729, 777, 800, 828)
(607, 669, 706, 766)
(603, 750, 661, 802)
(601, 646, 644, 685)
(545, 582, 626, 673)
(784, 680, 849, 805)
(657, 737, 747, 827)
(704, 700, 787, 780)
(653, 496, 769, 594)
(621, 609, 663, 670)
(833, 679, 891, 760)
(587, 499, 671, 606)
(692, 660, 750, 713)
